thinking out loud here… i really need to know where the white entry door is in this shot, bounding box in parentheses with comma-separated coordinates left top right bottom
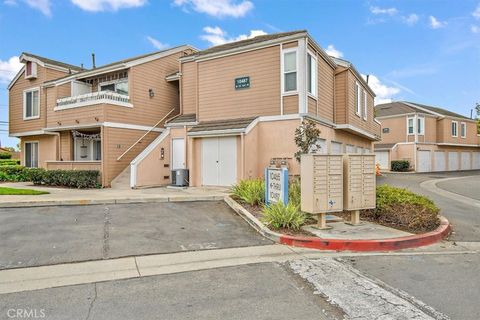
(433, 151, 446, 172)
(448, 152, 458, 171)
(171, 138, 185, 170)
(375, 151, 389, 170)
(202, 136, 237, 186)
(417, 150, 431, 172)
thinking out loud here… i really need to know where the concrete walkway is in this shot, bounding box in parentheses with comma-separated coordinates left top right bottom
(0, 182, 229, 207)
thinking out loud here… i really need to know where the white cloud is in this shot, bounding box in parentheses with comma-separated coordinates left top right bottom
(402, 13, 419, 26)
(71, 0, 147, 12)
(370, 6, 398, 16)
(473, 4, 480, 19)
(0, 56, 22, 84)
(174, 0, 253, 18)
(429, 16, 446, 29)
(324, 44, 343, 58)
(472, 25, 480, 33)
(362, 74, 400, 105)
(200, 26, 266, 46)
(146, 36, 170, 50)
(5, 0, 52, 16)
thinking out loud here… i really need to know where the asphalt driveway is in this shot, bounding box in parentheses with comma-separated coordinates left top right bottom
(0, 201, 271, 270)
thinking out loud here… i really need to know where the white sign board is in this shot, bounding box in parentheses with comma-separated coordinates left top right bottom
(265, 167, 288, 205)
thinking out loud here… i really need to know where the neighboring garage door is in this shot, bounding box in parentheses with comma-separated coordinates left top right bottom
(202, 136, 237, 186)
(461, 152, 471, 170)
(417, 150, 432, 172)
(448, 152, 458, 171)
(474, 152, 480, 170)
(375, 151, 389, 170)
(433, 151, 446, 172)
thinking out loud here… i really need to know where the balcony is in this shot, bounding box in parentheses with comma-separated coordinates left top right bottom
(55, 91, 132, 111)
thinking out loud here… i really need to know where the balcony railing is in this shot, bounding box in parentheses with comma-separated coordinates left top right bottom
(55, 91, 132, 110)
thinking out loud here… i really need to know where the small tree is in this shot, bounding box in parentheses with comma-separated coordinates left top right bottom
(294, 119, 322, 162)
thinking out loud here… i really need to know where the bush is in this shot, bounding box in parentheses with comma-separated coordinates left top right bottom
(391, 160, 410, 172)
(288, 177, 301, 207)
(32, 170, 100, 188)
(232, 178, 265, 206)
(0, 159, 20, 166)
(0, 165, 30, 182)
(0, 152, 12, 159)
(363, 185, 440, 233)
(261, 201, 306, 231)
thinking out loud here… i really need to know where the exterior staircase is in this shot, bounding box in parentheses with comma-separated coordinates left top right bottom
(110, 166, 131, 190)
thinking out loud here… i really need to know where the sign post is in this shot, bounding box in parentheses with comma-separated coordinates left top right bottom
(265, 167, 288, 205)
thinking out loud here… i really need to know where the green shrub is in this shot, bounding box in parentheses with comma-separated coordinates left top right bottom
(0, 152, 12, 159)
(32, 170, 100, 188)
(261, 201, 306, 231)
(0, 159, 20, 166)
(288, 177, 301, 207)
(363, 184, 440, 233)
(0, 165, 30, 182)
(391, 160, 410, 172)
(232, 178, 265, 206)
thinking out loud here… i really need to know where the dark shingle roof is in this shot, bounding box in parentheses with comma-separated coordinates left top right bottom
(186, 30, 306, 58)
(375, 101, 470, 119)
(188, 117, 257, 133)
(167, 114, 197, 124)
(22, 52, 84, 71)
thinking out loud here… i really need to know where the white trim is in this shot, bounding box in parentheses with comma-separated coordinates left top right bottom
(451, 120, 458, 137)
(130, 128, 171, 188)
(460, 122, 466, 138)
(407, 116, 415, 135)
(23, 87, 40, 120)
(298, 38, 307, 114)
(24, 61, 37, 79)
(7, 66, 26, 90)
(245, 114, 301, 134)
(165, 72, 181, 81)
(402, 101, 444, 118)
(10, 130, 45, 137)
(97, 78, 128, 93)
(44, 124, 102, 131)
(335, 124, 378, 140)
(363, 89, 367, 121)
(73, 136, 101, 161)
(375, 113, 418, 120)
(19, 53, 81, 74)
(355, 82, 361, 117)
(165, 121, 199, 128)
(417, 116, 425, 135)
(54, 99, 133, 111)
(103, 122, 164, 132)
(24, 141, 39, 168)
(374, 118, 381, 125)
(187, 128, 245, 137)
(301, 113, 336, 128)
(281, 46, 299, 95)
(437, 143, 480, 147)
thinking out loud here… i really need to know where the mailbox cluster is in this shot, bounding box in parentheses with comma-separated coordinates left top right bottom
(301, 153, 376, 229)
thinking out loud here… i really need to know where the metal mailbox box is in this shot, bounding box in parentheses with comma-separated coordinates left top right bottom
(343, 154, 376, 210)
(300, 154, 344, 214)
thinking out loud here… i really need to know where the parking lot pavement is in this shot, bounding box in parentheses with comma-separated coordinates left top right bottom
(0, 263, 338, 320)
(436, 175, 480, 201)
(0, 201, 271, 270)
(347, 253, 480, 320)
(378, 171, 480, 242)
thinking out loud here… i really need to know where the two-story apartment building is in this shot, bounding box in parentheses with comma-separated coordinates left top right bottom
(374, 101, 480, 172)
(9, 30, 381, 187)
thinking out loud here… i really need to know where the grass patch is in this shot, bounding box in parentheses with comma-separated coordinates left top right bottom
(0, 186, 49, 195)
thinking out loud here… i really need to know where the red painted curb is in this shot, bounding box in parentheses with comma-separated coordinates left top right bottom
(279, 217, 451, 252)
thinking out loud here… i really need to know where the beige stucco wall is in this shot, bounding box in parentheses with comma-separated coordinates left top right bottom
(20, 134, 58, 168)
(135, 131, 172, 187)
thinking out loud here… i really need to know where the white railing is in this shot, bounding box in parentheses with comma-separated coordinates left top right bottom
(56, 91, 131, 109)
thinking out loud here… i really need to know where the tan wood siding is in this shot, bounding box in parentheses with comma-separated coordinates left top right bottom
(437, 118, 478, 145)
(345, 70, 377, 136)
(20, 134, 58, 168)
(283, 41, 298, 49)
(47, 103, 105, 128)
(317, 54, 334, 121)
(59, 130, 73, 160)
(308, 96, 317, 117)
(334, 71, 347, 124)
(181, 61, 197, 115)
(283, 95, 298, 114)
(197, 45, 281, 121)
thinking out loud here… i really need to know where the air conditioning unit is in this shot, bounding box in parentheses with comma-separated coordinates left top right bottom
(171, 169, 189, 187)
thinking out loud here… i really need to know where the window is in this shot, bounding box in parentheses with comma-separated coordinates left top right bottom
(74, 138, 102, 161)
(307, 52, 317, 97)
(363, 90, 367, 120)
(93, 140, 102, 160)
(407, 117, 414, 135)
(99, 79, 129, 95)
(24, 142, 38, 168)
(355, 82, 361, 116)
(23, 88, 40, 120)
(417, 117, 425, 135)
(25, 61, 37, 78)
(282, 50, 297, 93)
(460, 122, 466, 138)
(451, 121, 458, 137)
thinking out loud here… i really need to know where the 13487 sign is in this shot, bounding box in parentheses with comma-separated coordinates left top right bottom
(265, 167, 289, 205)
(235, 76, 250, 89)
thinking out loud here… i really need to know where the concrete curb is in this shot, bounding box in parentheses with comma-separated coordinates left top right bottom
(224, 196, 451, 252)
(0, 195, 226, 208)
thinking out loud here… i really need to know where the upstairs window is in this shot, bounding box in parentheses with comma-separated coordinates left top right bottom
(23, 88, 40, 120)
(407, 116, 415, 135)
(451, 121, 458, 137)
(99, 79, 129, 95)
(355, 82, 361, 116)
(363, 89, 367, 120)
(282, 49, 297, 93)
(25, 61, 37, 78)
(460, 122, 466, 138)
(307, 52, 317, 97)
(417, 117, 425, 135)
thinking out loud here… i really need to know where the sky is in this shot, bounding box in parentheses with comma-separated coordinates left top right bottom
(0, 0, 479, 148)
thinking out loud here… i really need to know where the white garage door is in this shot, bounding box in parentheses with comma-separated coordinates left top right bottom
(448, 152, 458, 171)
(417, 150, 432, 172)
(433, 151, 446, 172)
(461, 152, 471, 170)
(202, 136, 237, 186)
(375, 151, 389, 170)
(331, 142, 343, 154)
(473, 152, 480, 170)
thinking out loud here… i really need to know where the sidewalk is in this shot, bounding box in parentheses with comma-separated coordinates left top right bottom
(0, 182, 229, 207)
